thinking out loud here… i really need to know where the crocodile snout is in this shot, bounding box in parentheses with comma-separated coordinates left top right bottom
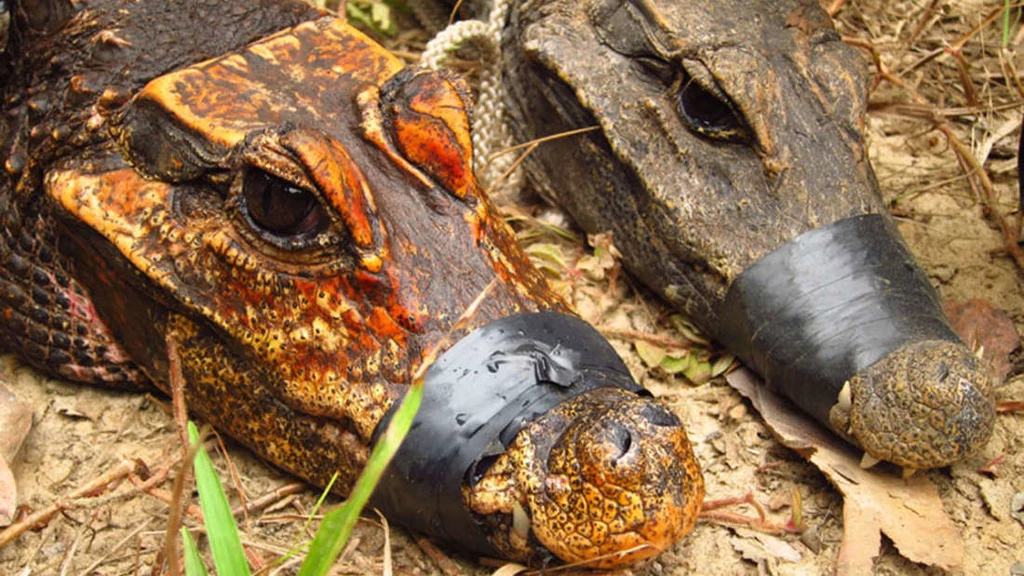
(837, 340, 996, 470)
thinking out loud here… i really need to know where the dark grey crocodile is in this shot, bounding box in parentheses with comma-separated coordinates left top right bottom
(441, 0, 995, 470)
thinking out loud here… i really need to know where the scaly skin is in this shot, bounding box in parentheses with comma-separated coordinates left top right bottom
(0, 0, 702, 566)
(840, 341, 995, 469)
(445, 0, 996, 468)
(467, 388, 704, 567)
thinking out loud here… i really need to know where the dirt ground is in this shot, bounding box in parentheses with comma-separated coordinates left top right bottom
(1, 0, 1023, 574)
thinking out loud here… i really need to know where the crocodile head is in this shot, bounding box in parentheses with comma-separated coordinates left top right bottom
(502, 0, 994, 469)
(3, 0, 702, 566)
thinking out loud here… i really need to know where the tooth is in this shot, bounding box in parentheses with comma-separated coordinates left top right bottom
(975, 345, 985, 359)
(902, 467, 918, 479)
(836, 382, 851, 412)
(860, 452, 881, 469)
(512, 501, 530, 538)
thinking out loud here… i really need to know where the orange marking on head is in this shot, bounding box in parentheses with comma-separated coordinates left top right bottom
(123, 18, 406, 163)
(389, 73, 475, 199)
(280, 129, 377, 249)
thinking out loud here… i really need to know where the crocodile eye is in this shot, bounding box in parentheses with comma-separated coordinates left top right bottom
(242, 168, 327, 238)
(677, 74, 747, 142)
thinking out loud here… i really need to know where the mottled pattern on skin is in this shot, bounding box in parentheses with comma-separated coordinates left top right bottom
(452, 0, 998, 468)
(2, 1, 704, 567)
(843, 340, 996, 469)
(467, 388, 704, 567)
(42, 13, 562, 459)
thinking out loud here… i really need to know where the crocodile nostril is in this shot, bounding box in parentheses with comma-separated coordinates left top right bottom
(607, 422, 633, 461)
(639, 404, 680, 427)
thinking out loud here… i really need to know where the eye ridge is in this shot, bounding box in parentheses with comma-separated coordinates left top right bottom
(675, 73, 748, 143)
(242, 167, 328, 239)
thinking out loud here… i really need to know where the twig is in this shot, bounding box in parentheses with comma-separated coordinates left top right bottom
(848, 38, 1024, 274)
(0, 458, 143, 547)
(599, 328, 697, 351)
(213, 428, 251, 531)
(416, 537, 464, 576)
(58, 509, 95, 576)
(78, 517, 153, 575)
(698, 492, 798, 535)
(996, 400, 1024, 412)
(233, 481, 307, 518)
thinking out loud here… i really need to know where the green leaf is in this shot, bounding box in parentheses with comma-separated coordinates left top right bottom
(669, 315, 711, 346)
(635, 340, 666, 368)
(189, 422, 251, 576)
(684, 360, 713, 385)
(271, 474, 340, 567)
(298, 377, 423, 576)
(659, 353, 691, 375)
(182, 527, 210, 576)
(345, 1, 396, 37)
(370, 3, 395, 35)
(1003, 0, 1011, 48)
(710, 354, 736, 378)
(526, 243, 568, 269)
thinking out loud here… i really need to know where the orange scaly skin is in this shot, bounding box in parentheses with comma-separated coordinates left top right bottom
(1, 1, 703, 567)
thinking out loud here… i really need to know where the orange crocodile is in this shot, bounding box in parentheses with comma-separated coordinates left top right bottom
(0, 0, 702, 567)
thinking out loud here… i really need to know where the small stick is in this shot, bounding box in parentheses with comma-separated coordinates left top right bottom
(416, 537, 464, 576)
(996, 400, 1024, 413)
(599, 328, 697, 351)
(0, 458, 142, 547)
(58, 509, 95, 576)
(376, 510, 393, 576)
(233, 481, 306, 518)
(847, 39, 1024, 274)
(166, 331, 190, 454)
(78, 517, 153, 575)
(699, 492, 797, 535)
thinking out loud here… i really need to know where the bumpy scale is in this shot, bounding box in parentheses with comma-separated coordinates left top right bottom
(0, 0, 703, 567)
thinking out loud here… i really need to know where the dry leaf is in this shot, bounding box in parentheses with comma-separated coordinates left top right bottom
(944, 298, 1020, 382)
(726, 368, 964, 576)
(490, 564, 529, 576)
(684, 359, 712, 385)
(635, 340, 667, 368)
(0, 382, 32, 527)
(1012, 492, 1024, 525)
(731, 527, 802, 563)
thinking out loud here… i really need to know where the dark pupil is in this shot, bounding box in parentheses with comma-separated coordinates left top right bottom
(678, 76, 742, 135)
(243, 169, 322, 236)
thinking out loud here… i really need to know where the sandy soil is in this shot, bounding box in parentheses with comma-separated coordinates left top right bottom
(1, 0, 1023, 574)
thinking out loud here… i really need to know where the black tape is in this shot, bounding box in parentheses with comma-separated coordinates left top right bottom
(368, 311, 645, 557)
(718, 214, 959, 426)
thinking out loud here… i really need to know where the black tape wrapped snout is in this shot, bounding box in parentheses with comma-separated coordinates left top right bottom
(368, 312, 645, 557)
(718, 214, 962, 433)
(640, 403, 680, 427)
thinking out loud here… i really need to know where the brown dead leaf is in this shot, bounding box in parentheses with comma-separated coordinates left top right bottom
(731, 527, 802, 563)
(0, 382, 32, 527)
(944, 298, 1021, 382)
(1012, 492, 1024, 525)
(726, 368, 964, 576)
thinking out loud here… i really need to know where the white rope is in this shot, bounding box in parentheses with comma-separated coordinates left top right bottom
(420, 0, 522, 201)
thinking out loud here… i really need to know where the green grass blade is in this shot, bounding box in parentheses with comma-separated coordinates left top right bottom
(271, 473, 340, 568)
(297, 379, 423, 576)
(182, 527, 210, 576)
(1004, 0, 1012, 48)
(189, 422, 251, 576)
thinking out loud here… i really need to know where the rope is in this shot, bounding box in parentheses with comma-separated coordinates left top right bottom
(420, 0, 522, 201)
